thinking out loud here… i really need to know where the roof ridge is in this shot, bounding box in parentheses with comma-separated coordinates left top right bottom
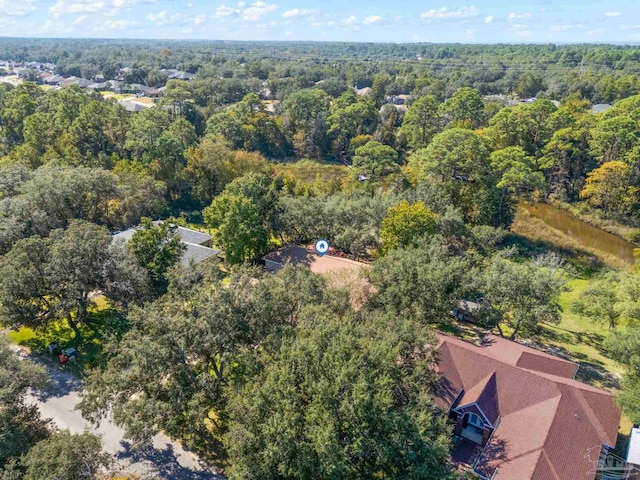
(537, 449, 563, 480)
(570, 387, 611, 445)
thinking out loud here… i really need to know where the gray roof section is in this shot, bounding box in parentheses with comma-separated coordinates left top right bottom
(591, 103, 612, 114)
(150, 222, 212, 246)
(112, 224, 218, 266)
(182, 243, 220, 266)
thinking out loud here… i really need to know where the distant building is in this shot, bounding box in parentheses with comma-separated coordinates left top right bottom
(113, 223, 219, 267)
(161, 69, 196, 81)
(592, 103, 612, 114)
(355, 86, 372, 96)
(45, 74, 64, 86)
(263, 244, 368, 275)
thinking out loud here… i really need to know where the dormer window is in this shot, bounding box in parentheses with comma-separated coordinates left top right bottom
(466, 413, 484, 430)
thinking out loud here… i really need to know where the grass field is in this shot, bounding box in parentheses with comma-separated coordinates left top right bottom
(4, 298, 122, 375)
(273, 158, 349, 186)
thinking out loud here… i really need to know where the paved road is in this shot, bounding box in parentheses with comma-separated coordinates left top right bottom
(13, 346, 222, 480)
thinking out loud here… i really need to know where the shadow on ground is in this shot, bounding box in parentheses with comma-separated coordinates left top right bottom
(117, 441, 224, 480)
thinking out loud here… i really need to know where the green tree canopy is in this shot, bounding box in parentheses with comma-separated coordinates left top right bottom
(225, 307, 454, 480)
(204, 173, 278, 264)
(127, 218, 185, 295)
(351, 140, 399, 183)
(21, 431, 111, 480)
(0, 220, 148, 338)
(482, 256, 567, 340)
(0, 337, 49, 469)
(380, 200, 438, 253)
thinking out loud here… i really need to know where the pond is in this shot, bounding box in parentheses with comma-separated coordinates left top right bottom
(520, 203, 637, 264)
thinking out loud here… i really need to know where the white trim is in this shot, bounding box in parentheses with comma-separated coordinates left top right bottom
(466, 412, 485, 429)
(453, 402, 495, 429)
(449, 389, 465, 411)
(473, 415, 503, 479)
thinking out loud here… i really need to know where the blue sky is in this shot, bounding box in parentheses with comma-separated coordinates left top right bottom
(2, 0, 639, 43)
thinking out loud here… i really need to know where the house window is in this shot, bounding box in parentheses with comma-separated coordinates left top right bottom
(466, 413, 484, 429)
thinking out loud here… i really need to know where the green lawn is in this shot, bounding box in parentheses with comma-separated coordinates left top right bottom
(538, 278, 624, 386)
(3, 299, 123, 375)
(273, 159, 348, 185)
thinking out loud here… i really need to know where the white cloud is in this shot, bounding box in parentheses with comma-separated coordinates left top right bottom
(311, 19, 335, 27)
(465, 28, 475, 39)
(213, 5, 237, 17)
(508, 12, 531, 20)
(420, 6, 479, 19)
(587, 28, 605, 36)
(49, 0, 155, 17)
(72, 14, 88, 25)
(605, 12, 621, 17)
(621, 24, 640, 30)
(363, 15, 383, 25)
(242, 1, 277, 22)
(510, 23, 532, 37)
(104, 18, 137, 29)
(146, 10, 167, 22)
(550, 24, 585, 32)
(146, 11, 207, 27)
(0, 0, 38, 17)
(282, 8, 318, 18)
(484, 15, 493, 24)
(340, 15, 360, 30)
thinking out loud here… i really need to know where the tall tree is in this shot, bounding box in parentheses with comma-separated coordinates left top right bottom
(369, 239, 469, 322)
(21, 431, 112, 480)
(573, 272, 640, 330)
(440, 87, 485, 129)
(380, 200, 438, 253)
(79, 265, 322, 455)
(225, 307, 454, 480)
(126, 218, 185, 295)
(580, 161, 635, 215)
(351, 140, 400, 184)
(482, 256, 567, 340)
(0, 220, 147, 338)
(0, 337, 50, 469)
(605, 328, 640, 422)
(398, 94, 441, 149)
(204, 173, 278, 265)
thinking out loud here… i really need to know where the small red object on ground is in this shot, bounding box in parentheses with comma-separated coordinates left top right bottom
(59, 354, 68, 365)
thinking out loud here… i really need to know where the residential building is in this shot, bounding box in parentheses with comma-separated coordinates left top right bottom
(436, 334, 621, 480)
(112, 223, 219, 267)
(263, 244, 368, 274)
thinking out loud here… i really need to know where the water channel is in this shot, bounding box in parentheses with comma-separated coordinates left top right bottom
(520, 202, 637, 264)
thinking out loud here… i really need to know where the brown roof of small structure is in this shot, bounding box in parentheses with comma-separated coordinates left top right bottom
(436, 334, 621, 480)
(263, 245, 368, 274)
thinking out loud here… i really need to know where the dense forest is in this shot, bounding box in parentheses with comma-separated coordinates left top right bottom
(2, 39, 640, 479)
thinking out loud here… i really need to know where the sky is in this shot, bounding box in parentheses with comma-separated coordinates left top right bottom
(1, 0, 639, 43)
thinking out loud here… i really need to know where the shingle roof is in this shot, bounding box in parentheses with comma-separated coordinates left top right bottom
(174, 226, 212, 246)
(182, 243, 219, 266)
(112, 224, 218, 266)
(436, 334, 621, 480)
(263, 244, 368, 274)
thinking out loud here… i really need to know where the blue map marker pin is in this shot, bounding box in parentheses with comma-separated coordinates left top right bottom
(314, 239, 330, 256)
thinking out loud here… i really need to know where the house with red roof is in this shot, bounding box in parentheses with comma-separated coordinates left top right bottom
(435, 334, 625, 480)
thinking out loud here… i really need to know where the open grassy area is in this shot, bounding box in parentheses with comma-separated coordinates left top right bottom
(537, 278, 624, 388)
(273, 159, 348, 186)
(3, 299, 123, 375)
